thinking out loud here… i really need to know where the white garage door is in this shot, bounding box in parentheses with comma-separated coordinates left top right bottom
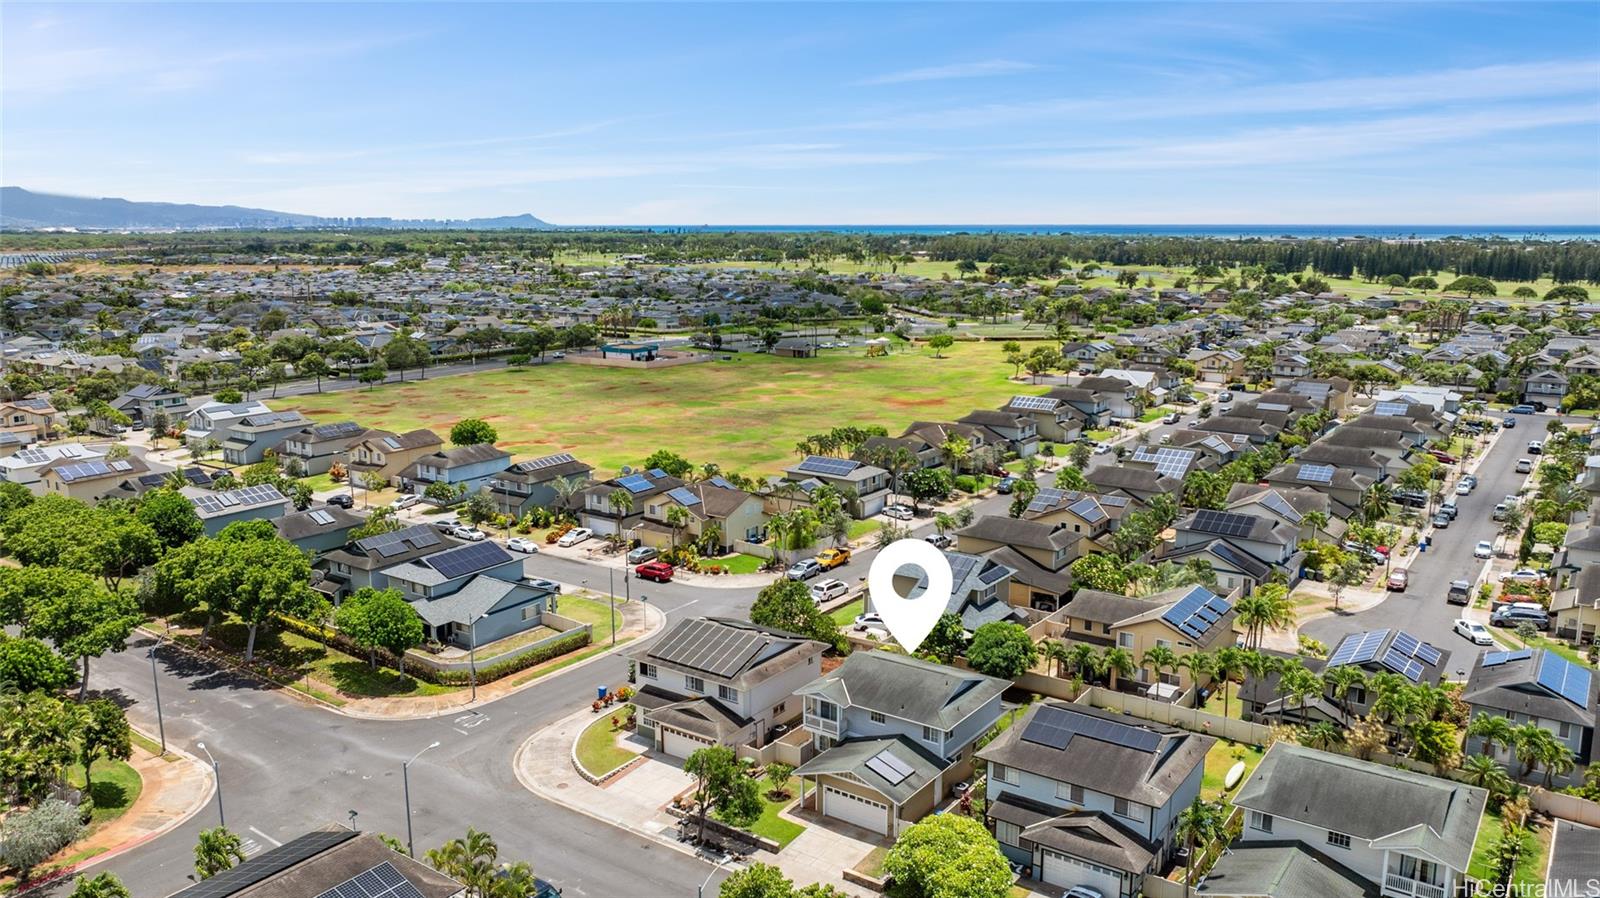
(1040, 848, 1123, 898)
(823, 786, 888, 835)
(660, 726, 714, 759)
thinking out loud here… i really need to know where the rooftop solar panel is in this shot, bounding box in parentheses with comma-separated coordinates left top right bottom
(308, 509, 336, 525)
(1067, 496, 1106, 524)
(666, 486, 702, 507)
(1192, 509, 1256, 538)
(1256, 490, 1303, 523)
(1026, 488, 1066, 514)
(1129, 446, 1197, 478)
(314, 861, 427, 898)
(648, 467, 669, 478)
(709, 476, 737, 490)
(173, 829, 359, 898)
(1381, 647, 1425, 682)
(1328, 628, 1391, 668)
(1296, 463, 1335, 484)
(649, 618, 767, 678)
(1374, 401, 1411, 417)
(424, 541, 512, 579)
(522, 452, 577, 470)
(312, 421, 363, 439)
(796, 455, 861, 477)
(864, 749, 914, 785)
(617, 473, 653, 493)
(1536, 652, 1593, 708)
(1160, 586, 1232, 640)
(1009, 395, 1058, 411)
(382, 436, 403, 450)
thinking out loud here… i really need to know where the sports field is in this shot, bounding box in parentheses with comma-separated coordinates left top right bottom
(286, 341, 1035, 477)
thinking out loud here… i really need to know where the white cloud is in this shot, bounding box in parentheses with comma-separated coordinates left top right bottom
(857, 59, 1039, 86)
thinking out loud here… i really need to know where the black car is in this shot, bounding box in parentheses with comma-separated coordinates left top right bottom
(995, 476, 1018, 494)
(327, 493, 355, 509)
(1393, 489, 1429, 508)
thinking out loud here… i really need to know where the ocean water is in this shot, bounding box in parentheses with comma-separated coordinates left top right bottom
(612, 224, 1600, 241)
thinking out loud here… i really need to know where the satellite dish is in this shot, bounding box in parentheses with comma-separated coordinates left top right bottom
(619, 465, 633, 475)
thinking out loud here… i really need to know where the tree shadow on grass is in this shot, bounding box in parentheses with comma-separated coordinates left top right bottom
(323, 660, 427, 698)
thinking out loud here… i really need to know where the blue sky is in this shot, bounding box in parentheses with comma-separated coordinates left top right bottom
(4, 2, 1599, 224)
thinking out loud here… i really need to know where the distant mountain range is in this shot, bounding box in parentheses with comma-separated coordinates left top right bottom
(0, 187, 555, 231)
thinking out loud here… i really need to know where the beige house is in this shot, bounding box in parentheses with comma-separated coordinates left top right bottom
(347, 428, 443, 487)
(955, 515, 1084, 611)
(1552, 565, 1600, 645)
(1186, 348, 1245, 383)
(38, 455, 148, 504)
(1045, 584, 1240, 693)
(636, 479, 768, 555)
(0, 398, 60, 443)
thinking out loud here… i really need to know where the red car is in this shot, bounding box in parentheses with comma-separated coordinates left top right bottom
(1428, 450, 1459, 464)
(635, 561, 675, 583)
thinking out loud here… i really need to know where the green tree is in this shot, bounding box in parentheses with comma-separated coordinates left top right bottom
(1174, 797, 1228, 898)
(0, 798, 83, 881)
(883, 814, 1011, 898)
(643, 449, 695, 478)
(194, 826, 248, 880)
(75, 698, 132, 798)
(1444, 275, 1497, 297)
(427, 828, 500, 896)
(749, 578, 839, 649)
(683, 745, 746, 842)
(462, 490, 498, 527)
(350, 505, 404, 540)
(965, 622, 1037, 679)
(336, 587, 425, 673)
(927, 334, 955, 358)
(22, 570, 139, 698)
(719, 862, 795, 898)
(0, 692, 80, 804)
(69, 873, 132, 898)
(136, 488, 204, 549)
(450, 417, 498, 447)
(920, 613, 969, 664)
(1069, 552, 1127, 592)
(0, 635, 75, 691)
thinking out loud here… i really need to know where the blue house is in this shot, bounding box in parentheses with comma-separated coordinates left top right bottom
(380, 541, 552, 648)
(274, 505, 366, 554)
(184, 483, 293, 536)
(399, 443, 511, 502)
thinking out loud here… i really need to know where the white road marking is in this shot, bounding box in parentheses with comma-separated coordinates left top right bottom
(249, 826, 282, 847)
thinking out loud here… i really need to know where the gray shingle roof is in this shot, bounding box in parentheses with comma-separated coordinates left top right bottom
(791, 736, 945, 805)
(794, 650, 1006, 730)
(1197, 842, 1376, 898)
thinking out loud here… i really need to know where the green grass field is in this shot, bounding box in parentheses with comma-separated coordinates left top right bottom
(1469, 806, 1551, 887)
(575, 706, 638, 777)
(747, 791, 805, 847)
(287, 342, 1031, 476)
(1201, 740, 1265, 807)
(66, 759, 142, 827)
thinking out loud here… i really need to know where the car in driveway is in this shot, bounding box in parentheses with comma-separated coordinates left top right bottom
(1387, 568, 1409, 591)
(1092, 442, 1112, 455)
(853, 611, 885, 630)
(1454, 618, 1494, 645)
(431, 517, 460, 532)
(816, 547, 852, 569)
(810, 578, 849, 603)
(1500, 568, 1546, 583)
(1394, 489, 1429, 509)
(1474, 540, 1495, 559)
(924, 533, 953, 549)
(1428, 450, 1459, 464)
(326, 493, 355, 509)
(507, 536, 539, 554)
(557, 527, 593, 547)
(635, 561, 674, 583)
(787, 558, 823, 581)
(1342, 541, 1385, 563)
(883, 504, 915, 521)
(1163, 411, 1181, 424)
(392, 494, 421, 510)
(626, 546, 659, 565)
(1491, 603, 1549, 629)
(1509, 404, 1536, 414)
(1062, 887, 1105, 898)
(451, 525, 487, 541)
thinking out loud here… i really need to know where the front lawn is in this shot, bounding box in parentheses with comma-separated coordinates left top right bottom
(1085, 428, 1115, 441)
(1199, 683, 1245, 720)
(1468, 806, 1551, 887)
(747, 791, 806, 847)
(66, 759, 142, 828)
(190, 615, 456, 699)
(829, 597, 865, 627)
(713, 553, 767, 575)
(469, 624, 561, 661)
(557, 594, 624, 643)
(849, 519, 882, 539)
(575, 706, 638, 777)
(1201, 740, 1265, 806)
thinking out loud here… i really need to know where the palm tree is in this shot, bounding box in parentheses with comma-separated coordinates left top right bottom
(1302, 509, 1330, 538)
(1142, 645, 1179, 690)
(698, 519, 725, 557)
(607, 487, 634, 521)
(1097, 646, 1136, 689)
(1274, 660, 1322, 723)
(939, 436, 971, 474)
(1178, 651, 1215, 699)
(194, 827, 248, 881)
(1322, 665, 1367, 725)
(1370, 680, 1418, 727)
(1234, 583, 1291, 649)
(427, 828, 500, 897)
(1301, 721, 1345, 751)
(1461, 753, 1514, 799)
(488, 862, 541, 898)
(1209, 647, 1246, 718)
(1539, 739, 1576, 788)
(1510, 723, 1555, 781)
(664, 504, 690, 553)
(1040, 639, 1072, 679)
(1360, 482, 1395, 524)
(1173, 797, 1228, 898)
(67, 873, 131, 898)
(1066, 642, 1097, 681)
(550, 475, 590, 515)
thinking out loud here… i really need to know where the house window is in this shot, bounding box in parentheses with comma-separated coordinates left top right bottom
(1249, 811, 1273, 833)
(1113, 798, 1143, 821)
(522, 605, 539, 621)
(1327, 830, 1351, 849)
(685, 675, 704, 693)
(1118, 633, 1134, 649)
(1056, 782, 1084, 804)
(638, 663, 656, 679)
(994, 764, 1019, 786)
(773, 701, 785, 715)
(718, 685, 739, 703)
(870, 711, 885, 724)
(922, 725, 939, 743)
(811, 700, 838, 721)
(1559, 721, 1571, 739)
(994, 820, 1021, 846)
(1156, 638, 1171, 650)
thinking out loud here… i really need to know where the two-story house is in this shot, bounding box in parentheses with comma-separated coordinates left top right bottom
(876, 549, 1028, 634)
(979, 702, 1213, 897)
(1075, 376, 1144, 421)
(781, 456, 892, 518)
(108, 384, 187, 425)
(1043, 386, 1112, 429)
(184, 399, 272, 449)
(37, 455, 148, 503)
(1021, 489, 1130, 546)
(487, 452, 595, 518)
(219, 410, 316, 466)
(400, 443, 513, 503)
(1048, 585, 1238, 693)
(1262, 463, 1374, 522)
(317, 523, 460, 596)
(1551, 563, 1600, 645)
(0, 397, 61, 444)
(1161, 509, 1303, 594)
(1240, 628, 1450, 725)
(1523, 367, 1570, 409)
(274, 505, 367, 554)
(955, 410, 1040, 458)
(630, 617, 826, 758)
(1001, 395, 1084, 445)
(381, 540, 553, 648)
(1462, 648, 1595, 786)
(1271, 351, 1313, 385)
(1201, 743, 1485, 898)
(579, 468, 684, 536)
(184, 483, 294, 536)
(954, 514, 1084, 612)
(792, 651, 1007, 836)
(636, 478, 768, 555)
(1188, 347, 1246, 383)
(274, 420, 371, 475)
(347, 428, 444, 488)
(0, 443, 104, 492)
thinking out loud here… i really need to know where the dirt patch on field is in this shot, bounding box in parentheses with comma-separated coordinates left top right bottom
(883, 397, 947, 408)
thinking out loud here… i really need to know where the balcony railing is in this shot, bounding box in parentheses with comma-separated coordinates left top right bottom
(803, 713, 841, 737)
(1383, 872, 1445, 898)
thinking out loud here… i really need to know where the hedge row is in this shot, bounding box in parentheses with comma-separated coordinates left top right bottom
(273, 614, 593, 686)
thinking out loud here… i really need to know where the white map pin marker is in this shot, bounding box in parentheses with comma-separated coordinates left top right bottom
(867, 539, 954, 653)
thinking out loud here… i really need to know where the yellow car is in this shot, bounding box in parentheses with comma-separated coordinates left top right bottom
(815, 547, 852, 570)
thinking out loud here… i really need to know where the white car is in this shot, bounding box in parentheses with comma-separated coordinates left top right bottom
(882, 504, 914, 521)
(506, 537, 539, 554)
(1500, 568, 1545, 583)
(1474, 540, 1494, 559)
(451, 525, 487, 541)
(810, 579, 849, 603)
(1456, 482, 1472, 496)
(1092, 442, 1112, 455)
(391, 494, 421, 510)
(853, 611, 885, 630)
(1062, 888, 1105, 898)
(557, 527, 593, 547)
(1454, 618, 1494, 646)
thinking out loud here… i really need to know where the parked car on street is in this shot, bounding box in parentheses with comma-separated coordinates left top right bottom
(1492, 503, 1511, 521)
(1462, 474, 1478, 489)
(1491, 603, 1549, 629)
(995, 476, 1018, 494)
(557, 527, 593, 547)
(432, 517, 460, 533)
(1515, 458, 1534, 474)
(392, 494, 421, 510)
(1528, 440, 1543, 455)
(1431, 512, 1451, 529)
(816, 547, 852, 569)
(924, 533, 953, 549)
(1448, 579, 1473, 605)
(524, 577, 561, 594)
(1474, 540, 1495, 558)
(507, 537, 539, 554)
(635, 561, 674, 583)
(883, 504, 915, 520)
(1092, 442, 1112, 454)
(626, 546, 659, 565)
(326, 493, 355, 509)
(787, 558, 823, 581)
(1387, 568, 1409, 591)
(810, 578, 849, 603)
(1217, 391, 1234, 403)
(1163, 412, 1180, 424)
(1456, 482, 1473, 496)
(1454, 619, 1494, 645)
(1509, 404, 1536, 414)
(451, 525, 487, 541)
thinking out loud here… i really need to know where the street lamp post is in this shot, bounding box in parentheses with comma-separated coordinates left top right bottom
(197, 741, 223, 827)
(148, 637, 166, 755)
(697, 851, 730, 898)
(468, 613, 486, 703)
(403, 741, 441, 857)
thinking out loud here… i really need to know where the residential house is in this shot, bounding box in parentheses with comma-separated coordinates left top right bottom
(317, 523, 460, 595)
(108, 384, 187, 424)
(636, 478, 768, 555)
(1075, 376, 1143, 420)
(1240, 628, 1450, 725)
(1201, 743, 1485, 898)
(1296, 443, 1394, 483)
(166, 827, 467, 898)
(274, 420, 370, 475)
(1049, 585, 1239, 694)
(0, 443, 103, 492)
(580, 467, 685, 536)
(382, 540, 553, 648)
(38, 455, 148, 503)
(347, 428, 444, 488)
(274, 505, 367, 554)
(216, 410, 315, 466)
(1552, 564, 1600, 644)
(772, 338, 818, 358)
(1226, 484, 1345, 542)
(1123, 445, 1212, 481)
(1187, 348, 1246, 383)
(1021, 489, 1131, 544)
(792, 651, 1007, 836)
(954, 515, 1084, 612)
(1001, 395, 1084, 444)
(1523, 368, 1571, 408)
(184, 399, 272, 448)
(979, 702, 1214, 898)
(956, 409, 1041, 458)
(486, 451, 595, 518)
(1271, 350, 1313, 385)
(1084, 466, 1183, 507)
(781, 456, 892, 518)
(876, 550, 1028, 632)
(1262, 463, 1374, 521)
(400, 443, 513, 503)
(1462, 648, 1595, 786)
(1043, 386, 1113, 429)
(630, 617, 826, 758)
(184, 483, 293, 536)
(0, 397, 60, 444)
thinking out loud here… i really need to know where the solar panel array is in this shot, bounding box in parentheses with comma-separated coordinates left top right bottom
(1389, 630, 1443, 666)
(1381, 648, 1425, 682)
(14, 447, 54, 464)
(1161, 586, 1232, 640)
(192, 484, 286, 515)
(382, 436, 403, 450)
(709, 476, 737, 490)
(314, 862, 426, 898)
(796, 455, 861, 476)
(175, 830, 359, 898)
(1026, 488, 1067, 514)
(1256, 490, 1303, 523)
(1296, 463, 1335, 484)
(520, 452, 577, 471)
(1536, 652, 1593, 708)
(1068, 495, 1106, 524)
(648, 467, 669, 478)
(1374, 401, 1411, 417)
(308, 509, 336, 525)
(1129, 446, 1197, 477)
(616, 473, 654, 493)
(864, 749, 915, 786)
(1021, 704, 1161, 753)
(1328, 629, 1391, 667)
(1481, 648, 1534, 668)
(666, 486, 702, 507)
(651, 618, 767, 678)
(1008, 395, 1058, 411)
(312, 421, 363, 439)
(1192, 509, 1257, 538)
(358, 524, 441, 557)
(54, 460, 120, 482)
(425, 541, 513, 579)
(1257, 402, 1291, 412)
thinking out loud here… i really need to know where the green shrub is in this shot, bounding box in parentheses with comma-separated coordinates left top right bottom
(953, 475, 978, 493)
